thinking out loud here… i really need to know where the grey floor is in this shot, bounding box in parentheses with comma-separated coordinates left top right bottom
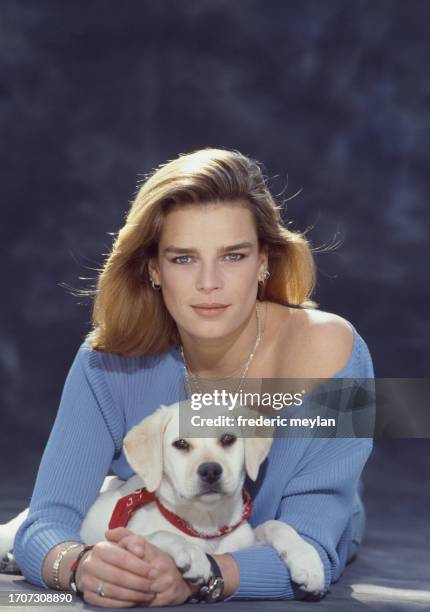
(1, 440, 429, 611)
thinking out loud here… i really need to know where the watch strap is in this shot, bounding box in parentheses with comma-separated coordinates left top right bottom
(206, 554, 222, 580)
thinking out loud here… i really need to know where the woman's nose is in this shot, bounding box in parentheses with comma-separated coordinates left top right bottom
(196, 261, 223, 291)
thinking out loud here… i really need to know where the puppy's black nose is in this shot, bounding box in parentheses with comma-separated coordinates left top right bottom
(198, 462, 223, 483)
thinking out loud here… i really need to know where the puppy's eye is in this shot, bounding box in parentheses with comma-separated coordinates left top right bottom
(172, 438, 190, 451)
(219, 433, 237, 447)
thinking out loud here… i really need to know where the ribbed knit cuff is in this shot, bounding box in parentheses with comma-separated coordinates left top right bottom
(224, 540, 332, 601)
(14, 523, 84, 589)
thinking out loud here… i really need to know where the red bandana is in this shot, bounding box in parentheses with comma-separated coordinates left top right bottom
(108, 487, 253, 539)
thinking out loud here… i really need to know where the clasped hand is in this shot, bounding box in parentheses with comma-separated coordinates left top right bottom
(75, 527, 200, 608)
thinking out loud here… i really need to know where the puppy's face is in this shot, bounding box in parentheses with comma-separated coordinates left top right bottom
(163, 410, 245, 502)
(123, 402, 272, 502)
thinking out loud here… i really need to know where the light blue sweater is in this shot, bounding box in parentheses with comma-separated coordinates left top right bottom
(14, 319, 374, 600)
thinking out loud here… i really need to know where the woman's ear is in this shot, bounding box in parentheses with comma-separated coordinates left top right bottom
(123, 405, 172, 492)
(147, 258, 161, 285)
(258, 244, 269, 276)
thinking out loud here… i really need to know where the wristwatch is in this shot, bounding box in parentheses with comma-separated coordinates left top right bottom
(194, 554, 225, 603)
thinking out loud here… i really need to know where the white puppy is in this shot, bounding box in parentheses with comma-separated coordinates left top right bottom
(0, 401, 324, 595)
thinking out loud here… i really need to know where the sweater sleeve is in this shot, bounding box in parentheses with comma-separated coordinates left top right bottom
(226, 329, 374, 601)
(13, 342, 122, 588)
(227, 438, 373, 601)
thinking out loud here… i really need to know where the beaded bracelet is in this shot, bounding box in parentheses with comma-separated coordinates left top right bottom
(52, 543, 82, 590)
(69, 545, 94, 598)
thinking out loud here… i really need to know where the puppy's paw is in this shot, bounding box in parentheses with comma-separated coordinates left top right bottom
(174, 543, 212, 585)
(254, 520, 324, 596)
(282, 542, 324, 595)
(0, 551, 21, 575)
(145, 531, 211, 585)
(253, 524, 267, 546)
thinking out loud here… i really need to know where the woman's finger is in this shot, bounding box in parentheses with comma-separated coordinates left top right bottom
(105, 527, 134, 542)
(84, 555, 154, 595)
(105, 531, 153, 561)
(82, 590, 136, 608)
(91, 542, 152, 578)
(81, 569, 156, 604)
(77, 542, 157, 608)
(111, 533, 148, 558)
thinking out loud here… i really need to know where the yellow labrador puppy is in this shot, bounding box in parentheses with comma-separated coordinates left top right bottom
(0, 401, 324, 595)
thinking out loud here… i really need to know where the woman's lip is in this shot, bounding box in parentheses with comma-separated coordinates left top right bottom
(192, 304, 229, 308)
(191, 305, 230, 317)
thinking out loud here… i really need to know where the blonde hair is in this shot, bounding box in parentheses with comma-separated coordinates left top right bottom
(79, 148, 318, 356)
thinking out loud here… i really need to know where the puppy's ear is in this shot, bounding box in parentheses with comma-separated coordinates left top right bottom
(237, 405, 273, 481)
(123, 404, 172, 492)
(244, 435, 273, 481)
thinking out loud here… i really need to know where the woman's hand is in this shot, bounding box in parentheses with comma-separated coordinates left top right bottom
(106, 527, 201, 607)
(73, 530, 156, 608)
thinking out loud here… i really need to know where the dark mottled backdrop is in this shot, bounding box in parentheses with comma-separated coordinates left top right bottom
(1, 1, 429, 519)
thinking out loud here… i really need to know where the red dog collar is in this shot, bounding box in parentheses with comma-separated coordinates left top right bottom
(108, 487, 253, 539)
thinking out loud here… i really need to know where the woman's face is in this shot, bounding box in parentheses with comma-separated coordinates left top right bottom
(149, 202, 268, 341)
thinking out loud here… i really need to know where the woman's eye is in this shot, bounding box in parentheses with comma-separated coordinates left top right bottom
(172, 256, 192, 264)
(172, 253, 245, 264)
(224, 253, 244, 262)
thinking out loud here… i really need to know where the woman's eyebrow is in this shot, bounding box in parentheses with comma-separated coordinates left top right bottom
(163, 242, 254, 254)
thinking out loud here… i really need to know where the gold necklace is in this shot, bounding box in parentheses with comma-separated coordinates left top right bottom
(180, 301, 262, 398)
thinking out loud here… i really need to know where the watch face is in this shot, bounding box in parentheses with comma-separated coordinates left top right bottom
(209, 577, 224, 601)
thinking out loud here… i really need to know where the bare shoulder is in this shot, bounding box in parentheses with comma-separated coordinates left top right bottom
(304, 307, 353, 349)
(267, 303, 355, 378)
(301, 308, 354, 341)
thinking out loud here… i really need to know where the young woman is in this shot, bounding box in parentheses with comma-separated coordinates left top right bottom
(13, 148, 373, 607)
